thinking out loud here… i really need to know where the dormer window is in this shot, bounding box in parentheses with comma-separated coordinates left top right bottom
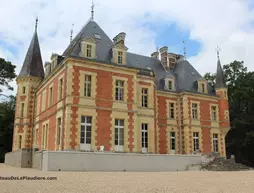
(168, 80, 173, 90)
(118, 51, 123, 64)
(198, 78, 208, 93)
(86, 45, 92, 58)
(164, 77, 175, 91)
(79, 37, 97, 59)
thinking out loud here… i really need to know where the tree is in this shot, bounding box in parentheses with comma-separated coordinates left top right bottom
(0, 58, 16, 92)
(0, 96, 15, 162)
(205, 60, 254, 166)
(204, 72, 216, 89)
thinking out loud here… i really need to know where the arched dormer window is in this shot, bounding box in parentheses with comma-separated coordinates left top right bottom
(198, 78, 208, 93)
(79, 37, 97, 59)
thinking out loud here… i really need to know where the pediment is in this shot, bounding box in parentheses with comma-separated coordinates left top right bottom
(81, 37, 97, 44)
(112, 43, 128, 51)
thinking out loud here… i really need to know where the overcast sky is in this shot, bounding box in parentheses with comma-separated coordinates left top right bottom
(0, 0, 254, 96)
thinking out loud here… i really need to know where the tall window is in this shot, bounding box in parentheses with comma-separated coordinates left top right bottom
(84, 75, 92, 97)
(141, 123, 148, 152)
(201, 83, 205, 92)
(20, 103, 25, 117)
(80, 116, 92, 145)
(22, 86, 26, 94)
(211, 106, 217, 121)
(57, 118, 62, 146)
(169, 103, 175, 119)
(49, 87, 53, 106)
(86, 45, 92, 57)
(118, 51, 123, 64)
(43, 124, 48, 150)
(170, 132, 176, 151)
(168, 80, 173, 90)
(193, 132, 199, 152)
(19, 135, 22, 149)
(59, 78, 63, 100)
(213, 133, 219, 152)
(225, 110, 229, 120)
(115, 119, 124, 151)
(115, 80, 124, 101)
(192, 103, 198, 119)
(141, 88, 148, 107)
(35, 129, 38, 147)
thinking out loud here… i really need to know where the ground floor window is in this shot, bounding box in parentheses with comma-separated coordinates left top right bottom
(213, 133, 219, 152)
(115, 119, 124, 152)
(170, 132, 176, 151)
(80, 116, 92, 150)
(18, 135, 22, 149)
(193, 132, 199, 152)
(141, 123, 148, 153)
(42, 124, 48, 150)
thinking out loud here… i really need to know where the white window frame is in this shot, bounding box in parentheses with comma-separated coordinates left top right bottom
(141, 123, 148, 153)
(213, 133, 219, 153)
(118, 51, 123, 64)
(80, 116, 92, 151)
(141, 88, 148, 107)
(114, 119, 124, 152)
(193, 132, 199, 152)
(168, 80, 173, 90)
(57, 118, 62, 146)
(192, 103, 198, 119)
(169, 103, 175, 119)
(211, 106, 217, 121)
(170, 132, 176, 152)
(86, 44, 92, 58)
(115, 80, 124, 101)
(84, 75, 92, 97)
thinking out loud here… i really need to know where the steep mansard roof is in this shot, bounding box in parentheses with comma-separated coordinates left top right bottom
(18, 30, 44, 79)
(62, 20, 215, 95)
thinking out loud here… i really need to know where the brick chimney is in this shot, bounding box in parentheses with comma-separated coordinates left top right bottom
(151, 51, 159, 59)
(159, 46, 169, 69)
(168, 53, 177, 69)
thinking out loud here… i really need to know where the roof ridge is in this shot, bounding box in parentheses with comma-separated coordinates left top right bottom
(127, 52, 159, 61)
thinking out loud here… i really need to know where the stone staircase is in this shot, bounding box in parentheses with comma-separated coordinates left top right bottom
(201, 157, 252, 171)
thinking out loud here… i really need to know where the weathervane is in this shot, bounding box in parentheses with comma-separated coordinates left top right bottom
(91, 1, 95, 21)
(70, 24, 74, 43)
(216, 46, 221, 60)
(183, 41, 186, 60)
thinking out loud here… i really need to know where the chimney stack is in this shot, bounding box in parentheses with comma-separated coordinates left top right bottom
(159, 46, 169, 69)
(113, 32, 126, 45)
(151, 51, 159, 59)
(44, 62, 52, 77)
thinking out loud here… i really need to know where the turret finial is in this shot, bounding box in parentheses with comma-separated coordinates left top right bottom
(35, 17, 38, 31)
(91, 1, 95, 21)
(70, 24, 74, 43)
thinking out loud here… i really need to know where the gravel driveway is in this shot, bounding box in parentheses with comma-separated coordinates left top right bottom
(0, 164, 254, 193)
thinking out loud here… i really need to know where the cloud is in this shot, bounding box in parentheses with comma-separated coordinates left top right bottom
(0, 0, 254, 96)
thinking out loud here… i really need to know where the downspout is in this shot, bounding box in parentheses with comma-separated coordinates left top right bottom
(177, 95, 182, 154)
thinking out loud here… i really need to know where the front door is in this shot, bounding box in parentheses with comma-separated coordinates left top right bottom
(141, 123, 148, 153)
(114, 119, 124, 152)
(80, 116, 92, 151)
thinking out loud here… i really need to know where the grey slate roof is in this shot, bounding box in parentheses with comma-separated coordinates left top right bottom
(18, 30, 44, 79)
(62, 20, 216, 96)
(215, 59, 226, 89)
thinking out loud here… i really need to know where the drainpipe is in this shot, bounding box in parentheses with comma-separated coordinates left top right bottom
(177, 95, 182, 154)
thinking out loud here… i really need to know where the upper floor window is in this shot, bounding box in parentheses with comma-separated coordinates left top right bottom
(169, 103, 175, 119)
(225, 110, 229, 120)
(118, 51, 123, 64)
(141, 88, 148, 107)
(192, 103, 198, 119)
(115, 80, 124, 101)
(22, 86, 26, 94)
(211, 106, 217, 121)
(168, 80, 173, 90)
(201, 83, 205, 93)
(59, 78, 63, 100)
(86, 45, 92, 58)
(84, 75, 92, 97)
(49, 87, 53, 106)
(20, 103, 25, 117)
